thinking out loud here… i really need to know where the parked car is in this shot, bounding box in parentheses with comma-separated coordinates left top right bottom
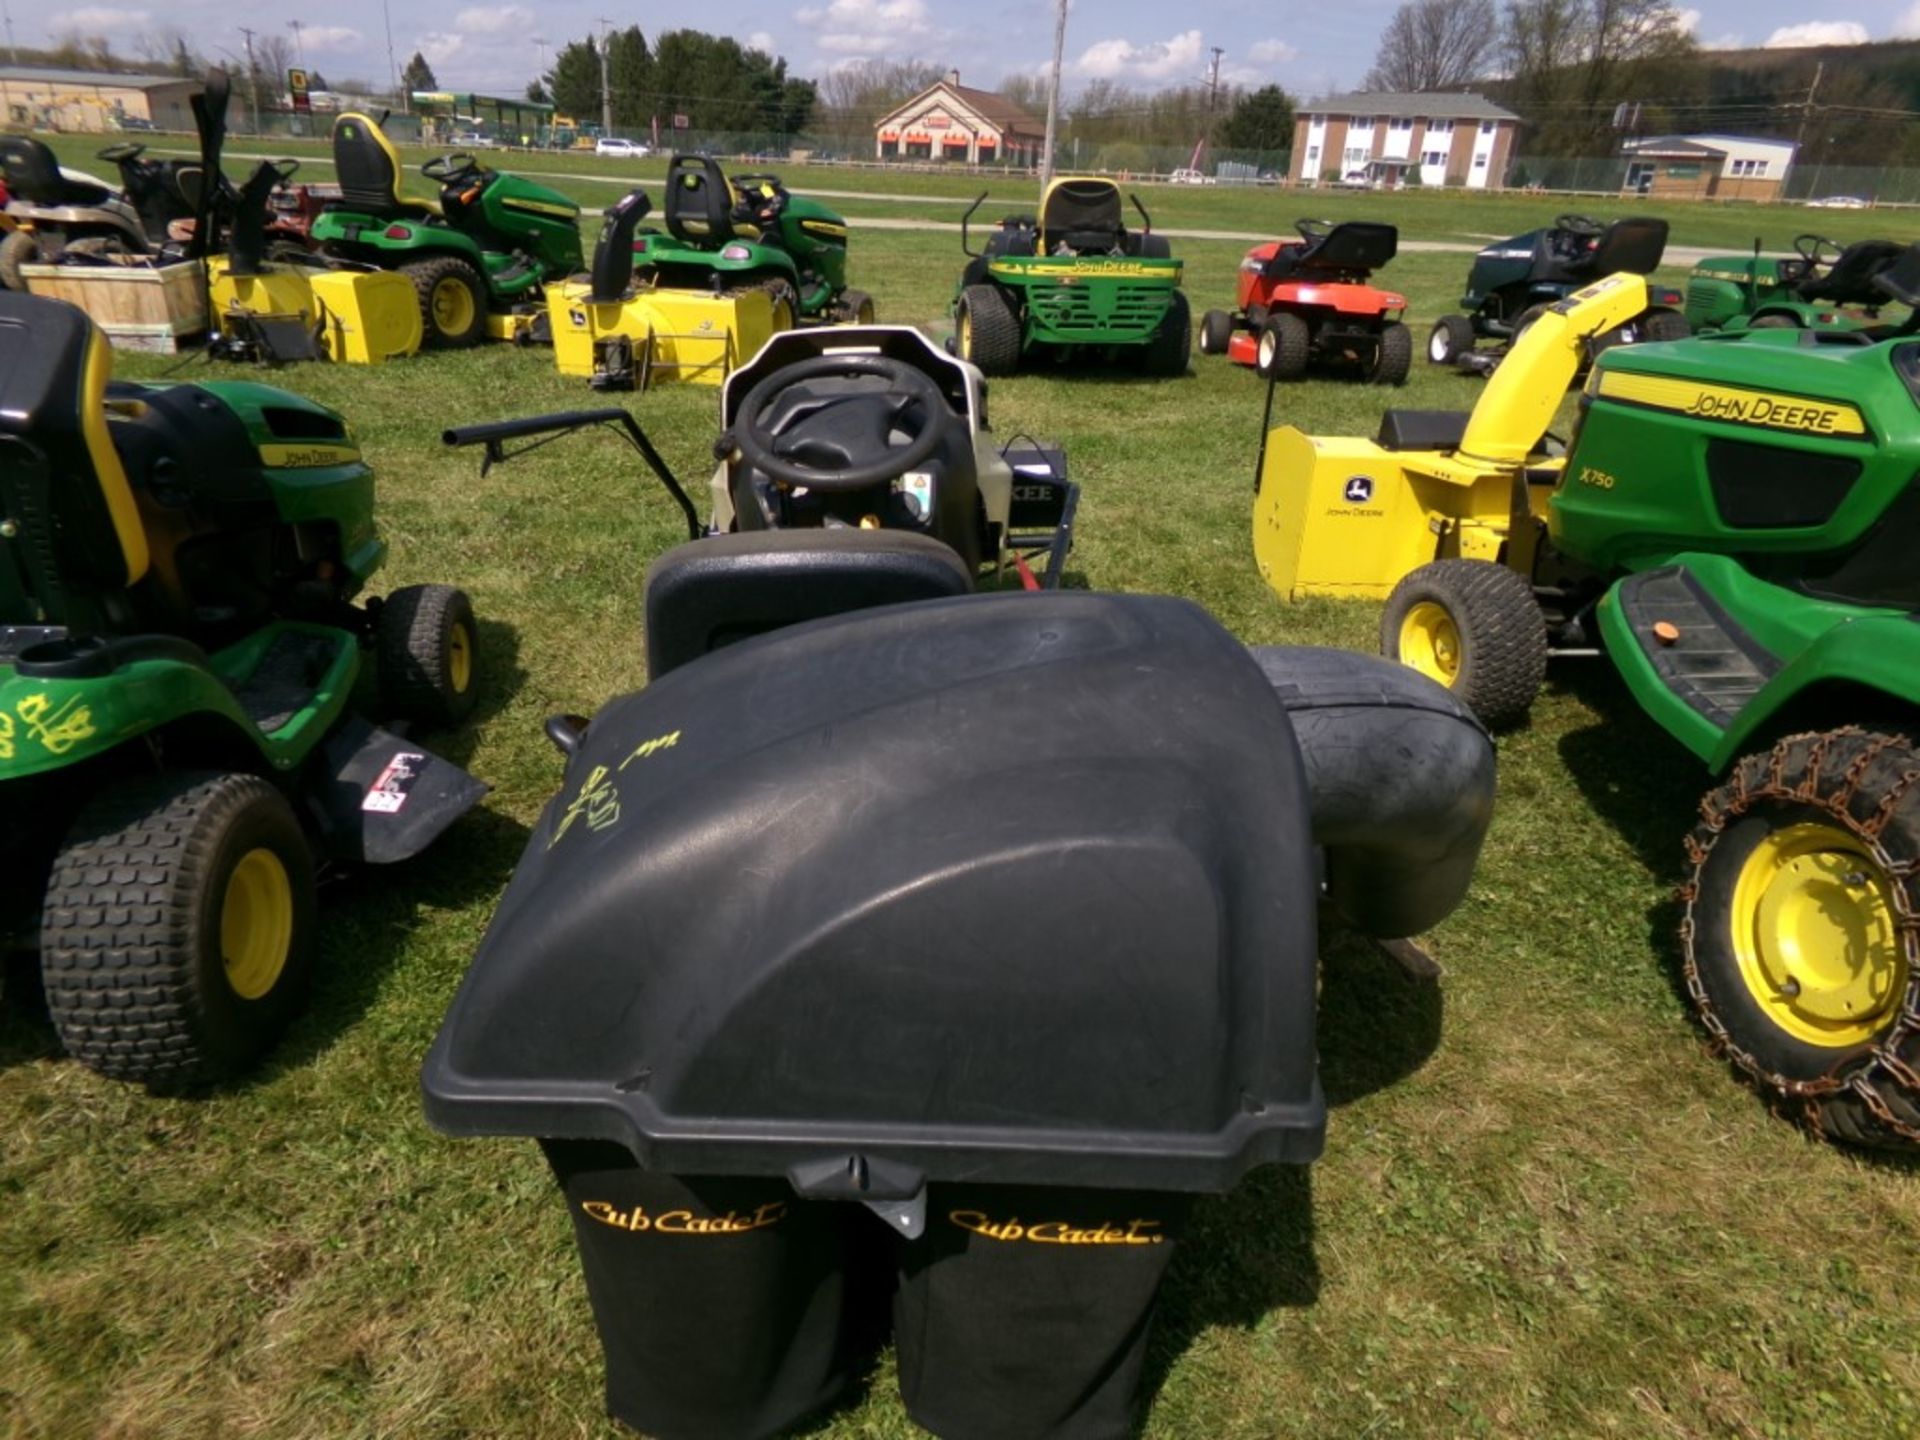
(596, 137, 651, 158)
(1168, 167, 1214, 185)
(1807, 194, 1871, 209)
(449, 130, 497, 149)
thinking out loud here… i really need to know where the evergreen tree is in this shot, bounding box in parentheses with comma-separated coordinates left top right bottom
(1217, 85, 1296, 152)
(400, 51, 437, 95)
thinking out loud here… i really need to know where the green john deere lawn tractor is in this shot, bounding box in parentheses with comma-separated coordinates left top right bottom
(952, 176, 1188, 377)
(631, 154, 873, 326)
(1684, 233, 1907, 334)
(1362, 261, 1920, 1149)
(309, 112, 582, 347)
(0, 291, 485, 1088)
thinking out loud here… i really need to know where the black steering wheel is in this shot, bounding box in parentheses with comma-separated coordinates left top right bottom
(1295, 217, 1334, 240)
(731, 354, 949, 492)
(1794, 233, 1843, 267)
(1555, 213, 1605, 236)
(731, 173, 789, 225)
(422, 154, 481, 186)
(98, 142, 146, 164)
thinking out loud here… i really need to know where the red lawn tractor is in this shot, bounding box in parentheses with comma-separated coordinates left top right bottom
(1199, 219, 1411, 385)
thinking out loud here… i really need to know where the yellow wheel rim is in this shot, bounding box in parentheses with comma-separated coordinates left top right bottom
(221, 848, 294, 1001)
(448, 620, 473, 694)
(1398, 601, 1462, 685)
(857, 299, 875, 324)
(1730, 821, 1906, 1048)
(958, 308, 973, 358)
(431, 276, 477, 336)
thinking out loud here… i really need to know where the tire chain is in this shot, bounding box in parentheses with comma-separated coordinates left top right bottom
(1678, 726, 1920, 1146)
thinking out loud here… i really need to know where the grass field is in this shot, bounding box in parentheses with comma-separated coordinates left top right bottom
(2, 170, 1918, 1440)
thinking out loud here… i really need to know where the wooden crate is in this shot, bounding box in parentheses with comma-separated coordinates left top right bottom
(20, 259, 209, 353)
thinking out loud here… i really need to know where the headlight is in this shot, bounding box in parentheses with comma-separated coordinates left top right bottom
(719, 243, 753, 261)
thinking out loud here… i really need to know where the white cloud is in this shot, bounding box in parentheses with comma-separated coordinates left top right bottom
(1673, 8, 1700, 32)
(795, 0, 935, 55)
(1703, 32, 1745, 48)
(1764, 20, 1869, 45)
(1072, 28, 1206, 82)
(454, 6, 531, 36)
(1893, 1, 1920, 37)
(299, 26, 363, 54)
(1248, 39, 1298, 64)
(748, 30, 777, 53)
(415, 32, 466, 66)
(44, 6, 149, 29)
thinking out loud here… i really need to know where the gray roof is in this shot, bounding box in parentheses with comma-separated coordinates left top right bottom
(1305, 91, 1518, 122)
(1621, 136, 1724, 157)
(0, 66, 197, 91)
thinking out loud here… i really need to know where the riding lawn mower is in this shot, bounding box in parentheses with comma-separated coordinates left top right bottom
(0, 291, 486, 1089)
(1198, 219, 1411, 385)
(1428, 213, 1688, 373)
(0, 136, 199, 289)
(1685, 234, 1908, 334)
(1255, 257, 1920, 1152)
(952, 177, 1189, 377)
(425, 315, 1498, 1440)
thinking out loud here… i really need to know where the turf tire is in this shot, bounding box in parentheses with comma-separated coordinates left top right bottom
(1427, 313, 1473, 365)
(1509, 302, 1550, 350)
(957, 283, 1022, 376)
(1640, 307, 1691, 342)
(1198, 307, 1234, 355)
(1145, 290, 1192, 376)
(40, 772, 317, 1088)
(404, 255, 489, 349)
(1380, 559, 1547, 729)
(0, 229, 41, 291)
(837, 288, 876, 325)
(1256, 312, 1311, 380)
(1371, 321, 1413, 386)
(1682, 729, 1920, 1151)
(378, 583, 480, 727)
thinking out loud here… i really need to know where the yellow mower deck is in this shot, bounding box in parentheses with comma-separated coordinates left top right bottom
(549, 281, 780, 389)
(208, 258, 422, 364)
(1253, 273, 1652, 599)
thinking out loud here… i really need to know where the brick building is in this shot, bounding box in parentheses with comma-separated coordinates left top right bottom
(1620, 134, 1796, 202)
(1292, 92, 1519, 189)
(0, 66, 205, 133)
(873, 71, 1044, 165)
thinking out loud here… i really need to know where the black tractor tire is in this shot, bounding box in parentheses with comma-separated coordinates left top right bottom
(1640, 307, 1691, 342)
(837, 288, 876, 325)
(1427, 313, 1473, 365)
(1749, 313, 1800, 329)
(1509, 302, 1551, 349)
(1145, 290, 1192, 376)
(40, 771, 317, 1088)
(1682, 729, 1920, 1151)
(404, 255, 489, 349)
(1380, 558, 1547, 729)
(957, 283, 1022, 376)
(1256, 311, 1311, 380)
(378, 583, 480, 727)
(1198, 307, 1235, 355)
(0, 229, 41, 291)
(1371, 321, 1413, 386)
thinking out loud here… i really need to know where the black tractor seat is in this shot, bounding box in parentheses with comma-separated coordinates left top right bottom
(1040, 179, 1128, 256)
(1801, 239, 1907, 305)
(330, 113, 439, 222)
(663, 154, 738, 248)
(0, 135, 115, 208)
(1564, 217, 1668, 281)
(1265, 221, 1397, 283)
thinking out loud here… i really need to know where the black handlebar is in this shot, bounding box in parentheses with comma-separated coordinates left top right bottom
(443, 408, 701, 540)
(961, 191, 988, 257)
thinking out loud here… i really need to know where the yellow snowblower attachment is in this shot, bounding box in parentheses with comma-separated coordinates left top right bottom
(550, 188, 786, 391)
(1252, 272, 1652, 599)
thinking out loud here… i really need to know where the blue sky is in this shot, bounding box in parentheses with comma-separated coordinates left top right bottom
(21, 0, 1920, 100)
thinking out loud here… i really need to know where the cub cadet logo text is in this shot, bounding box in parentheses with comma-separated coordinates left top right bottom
(949, 1210, 1165, 1245)
(582, 1200, 788, 1234)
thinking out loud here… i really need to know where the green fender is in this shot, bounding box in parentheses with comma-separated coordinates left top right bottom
(635, 232, 801, 285)
(1712, 614, 1920, 770)
(311, 211, 488, 267)
(0, 623, 360, 782)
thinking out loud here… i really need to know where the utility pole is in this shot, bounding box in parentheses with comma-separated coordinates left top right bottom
(2, 1, 16, 66)
(1794, 60, 1823, 150)
(382, 0, 399, 109)
(288, 20, 306, 71)
(1040, 0, 1068, 190)
(1202, 45, 1224, 172)
(240, 27, 264, 134)
(597, 18, 615, 136)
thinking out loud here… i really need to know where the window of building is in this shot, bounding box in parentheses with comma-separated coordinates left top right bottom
(1306, 144, 1320, 161)
(1348, 116, 1373, 132)
(1481, 120, 1496, 135)
(1422, 150, 1446, 167)
(1427, 119, 1453, 136)
(1390, 117, 1414, 131)
(1474, 154, 1488, 167)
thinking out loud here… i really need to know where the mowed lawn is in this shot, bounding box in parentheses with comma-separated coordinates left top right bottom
(0, 169, 1917, 1440)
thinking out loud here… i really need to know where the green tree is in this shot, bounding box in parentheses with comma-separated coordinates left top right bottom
(547, 38, 601, 121)
(1501, 0, 1696, 153)
(400, 51, 436, 95)
(605, 26, 652, 131)
(1218, 85, 1296, 152)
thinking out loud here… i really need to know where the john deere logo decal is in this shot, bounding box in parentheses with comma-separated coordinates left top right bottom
(1343, 475, 1374, 504)
(1596, 371, 1866, 437)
